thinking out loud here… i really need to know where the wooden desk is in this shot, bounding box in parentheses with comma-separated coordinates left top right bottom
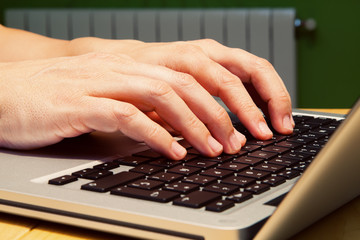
(1, 109, 359, 240)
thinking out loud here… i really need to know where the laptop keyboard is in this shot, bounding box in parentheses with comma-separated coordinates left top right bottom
(48, 114, 343, 212)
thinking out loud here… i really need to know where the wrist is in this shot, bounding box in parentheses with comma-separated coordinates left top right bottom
(68, 37, 143, 56)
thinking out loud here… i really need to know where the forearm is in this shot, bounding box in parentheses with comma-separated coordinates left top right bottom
(0, 24, 72, 62)
(0, 24, 143, 62)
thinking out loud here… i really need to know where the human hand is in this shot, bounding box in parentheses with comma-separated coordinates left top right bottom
(71, 38, 295, 141)
(0, 53, 246, 159)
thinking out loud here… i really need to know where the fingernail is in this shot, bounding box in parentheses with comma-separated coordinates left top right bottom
(230, 130, 246, 151)
(291, 115, 295, 127)
(208, 135, 223, 153)
(171, 141, 187, 159)
(283, 115, 294, 131)
(259, 121, 273, 137)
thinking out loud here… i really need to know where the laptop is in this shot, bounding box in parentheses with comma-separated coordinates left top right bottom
(0, 99, 359, 240)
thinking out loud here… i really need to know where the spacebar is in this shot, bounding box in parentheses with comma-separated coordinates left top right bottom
(81, 171, 144, 192)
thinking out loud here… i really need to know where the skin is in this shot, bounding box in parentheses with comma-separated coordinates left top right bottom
(0, 25, 294, 160)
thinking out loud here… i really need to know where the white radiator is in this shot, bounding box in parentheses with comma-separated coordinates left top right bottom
(5, 8, 296, 106)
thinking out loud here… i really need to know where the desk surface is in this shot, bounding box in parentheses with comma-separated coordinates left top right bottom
(1, 109, 359, 240)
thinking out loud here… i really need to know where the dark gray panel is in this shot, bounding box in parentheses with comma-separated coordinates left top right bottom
(249, 9, 270, 60)
(273, 9, 296, 107)
(203, 10, 224, 44)
(181, 10, 202, 41)
(49, 10, 69, 40)
(28, 10, 47, 36)
(159, 10, 179, 42)
(5, 9, 26, 30)
(225, 9, 247, 50)
(137, 10, 157, 42)
(114, 11, 135, 39)
(71, 10, 91, 38)
(93, 10, 112, 39)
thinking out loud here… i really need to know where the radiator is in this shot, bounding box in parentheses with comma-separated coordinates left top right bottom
(5, 8, 296, 106)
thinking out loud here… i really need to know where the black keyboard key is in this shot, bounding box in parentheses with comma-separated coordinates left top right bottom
(129, 164, 164, 175)
(173, 191, 221, 208)
(200, 168, 234, 179)
(177, 139, 193, 149)
(237, 169, 270, 180)
(217, 162, 249, 172)
(293, 115, 313, 123)
(128, 179, 164, 190)
(72, 168, 99, 178)
(292, 161, 311, 171)
(226, 191, 253, 203)
(242, 144, 261, 152)
(93, 161, 119, 170)
(248, 150, 278, 160)
(133, 149, 162, 159)
(287, 136, 313, 144)
(268, 157, 299, 167)
(253, 163, 285, 173)
(296, 146, 320, 156)
(81, 172, 144, 192)
(277, 169, 301, 179)
(281, 151, 312, 161)
(185, 159, 218, 169)
(116, 156, 151, 166)
(111, 187, 180, 203)
(274, 141, 302, 149)
(149, 158, 182, 168)
(299, 132, 326, 140)
(262, 176, 286, 186)
(164, 182, 199, 193)
(271, 134, 288, 142)
(221, 176, 255, 187)
(310, 128, 335, 136)
(246, 139, 276, 147)
(206, 199, 235, 212)
(183, 175, 217, 186)
(262, 146, 290, 154)
(233, 156, 264, 166)
(167, 165, 201, 176)
(148, 172, 183, 183)
(306, 117, 334, 126)
(245, 183, 270, 194)
(48, 175, 78, 185)
(203, 183, 239, 195)
(84, 170, 113, 180)
(198, 155, 233, 163)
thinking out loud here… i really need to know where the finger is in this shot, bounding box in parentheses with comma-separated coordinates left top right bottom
(191, 39, 294, 135)
(107, 60, 246, 154)
(160, 41, 272, 140)
(145, 111, 180, 136)
(75, 96, 187, 160)
(86, 74, 223, 157)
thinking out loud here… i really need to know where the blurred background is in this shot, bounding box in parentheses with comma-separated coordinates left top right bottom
(0, 0, 359, 108)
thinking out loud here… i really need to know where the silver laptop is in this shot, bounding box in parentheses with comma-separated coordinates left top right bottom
(0, 99, 359, 240)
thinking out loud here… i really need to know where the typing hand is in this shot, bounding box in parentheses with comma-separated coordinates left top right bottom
(0, 53, 246, 159)
(72, 38, 294, 140)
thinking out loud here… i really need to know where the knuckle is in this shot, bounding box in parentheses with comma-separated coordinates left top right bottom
(149, 81, 174, 99)
(199, 38, 220, 46)
(173, 73, 198, 89)
(171, 42, 203, 56)
(253, 57, 274, 72)
(212, 106, 230, 123)
(113, 103, 139, 122)
(145, 125, 163, 140)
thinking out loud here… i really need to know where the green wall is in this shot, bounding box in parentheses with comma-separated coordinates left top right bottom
(1, 0, 359, 108)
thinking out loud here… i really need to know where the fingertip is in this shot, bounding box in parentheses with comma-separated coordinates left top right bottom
(258, 121, 273, 139)
(171, 141, 187, 160)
